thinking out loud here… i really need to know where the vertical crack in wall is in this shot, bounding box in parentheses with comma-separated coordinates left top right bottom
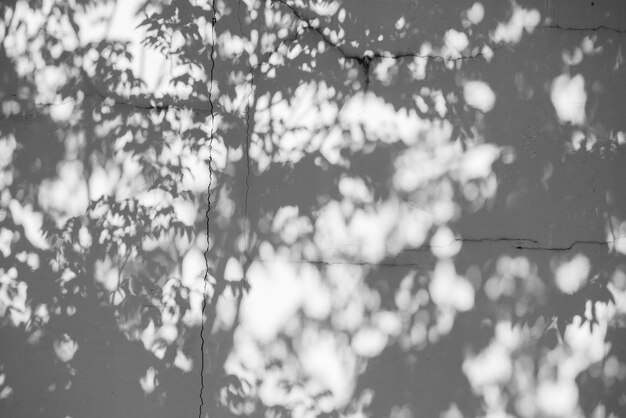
(200, 2, 218, 417)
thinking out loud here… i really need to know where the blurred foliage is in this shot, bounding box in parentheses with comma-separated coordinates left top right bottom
(1, 0, 626, 417)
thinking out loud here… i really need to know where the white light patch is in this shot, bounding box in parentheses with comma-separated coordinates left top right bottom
(491, 5, 541, 44)
(430, 226, 461, 259)
(241, 261, 305, 343)
(430, 260, 475, 312)
(173, 200, 196, 226)
(339, 92, 425, 144)
(564, 304, 610, 364)
(463, 344, 512, 389)
(301, 331, 354, 406)
(140, 367, 157, 394)
(157, 323, 178, 344)
(551, 74, 587, 125)
(537, 379, 578, 417)
(457, 144, 500, 182)
(352, 328, 387, 358)
(466, 3, 485, 25)
(53, 334, 79, 362)
(444, 29, 469, 56)
(182, 248, 204, 287)
(224, 257, 244, 282)
(463, 80, 496, 113)
(609, 221, 626, 255)
(555, 254, 590, 294)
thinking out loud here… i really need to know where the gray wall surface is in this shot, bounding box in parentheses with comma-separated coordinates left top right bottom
(1, 0, 626, 417)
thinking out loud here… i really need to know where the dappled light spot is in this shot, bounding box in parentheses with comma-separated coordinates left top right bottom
(463, 343, 512, 390)
(609, 220, 626, 254)
(466, 3, 485, 26)
(443, 29, 469, 58)
(300, 330, 355, 407)
(430, 260, 475, 313)
(340, 92, 426, 145)
(139, 367, 157, 395)
(271, 205, 313, 245)
(352, 327, 387, 358)
(551, 74, 587, 125)
(564, 307, 608, 363)
(555, 254, 590, 294)
(157, 323, 178, 345)
(430, 226, 461, 259)
(0, 385, 13, 400)
(2, 0, 626, 416)
(53, 334, 78, 363)
(224, 257, 244, 282)
(457, 143, 500, 181)
(8, 200, 48, 250)
(241, 260, 306, 343)
(491, 4, 541, 44)
(174, 349, 193, 372)
(463, 80, 496, 113)
(537, 379, 579, 417)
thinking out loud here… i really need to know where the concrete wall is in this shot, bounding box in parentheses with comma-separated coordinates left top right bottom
(1, 1, 626, 417)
